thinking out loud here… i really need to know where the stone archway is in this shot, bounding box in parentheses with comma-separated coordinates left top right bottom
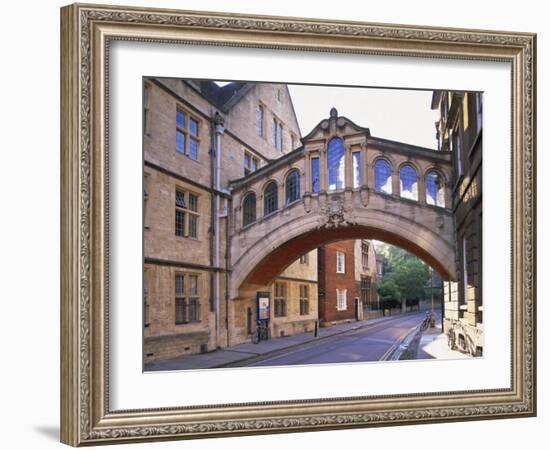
(231, 198, 456, 299)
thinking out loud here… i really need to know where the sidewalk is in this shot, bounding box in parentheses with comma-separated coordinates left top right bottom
(416, 327, 472, 360)
(145, 312, 416, 371)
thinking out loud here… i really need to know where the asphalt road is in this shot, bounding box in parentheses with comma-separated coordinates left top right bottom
(247, 311, 427, 367)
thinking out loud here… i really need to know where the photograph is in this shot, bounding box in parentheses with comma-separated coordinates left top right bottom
(142, 79, 483, 371)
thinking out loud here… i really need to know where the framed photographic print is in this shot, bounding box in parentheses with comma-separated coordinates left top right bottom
(60, 3, 536, 446)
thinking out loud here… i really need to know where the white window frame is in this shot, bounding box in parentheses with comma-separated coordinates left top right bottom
(336, 251, 345, 274)
(336, 288, 347, 311)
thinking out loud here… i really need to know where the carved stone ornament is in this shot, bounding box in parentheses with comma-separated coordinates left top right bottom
(318, 194, 357, 229)
(302, 192, 312, 213)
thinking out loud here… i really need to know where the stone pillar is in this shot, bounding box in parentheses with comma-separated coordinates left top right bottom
(360, 144, 368, 187)
(320, 148, 327, 191)
(392, 169, 400, 197)
(344, 144, 352, 189)
(304, 152, 311, 194)
(366, 160, 375, 191)
(418, 172, 427, 204)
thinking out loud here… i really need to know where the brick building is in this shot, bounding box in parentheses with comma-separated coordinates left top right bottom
(431, 90, 483, 355)
(317, 239, 379, 326)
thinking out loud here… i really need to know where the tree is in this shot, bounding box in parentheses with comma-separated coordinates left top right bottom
(374, 242, 430, 307)
(392, 257, 429, 302)
(376, 277, 401, 310)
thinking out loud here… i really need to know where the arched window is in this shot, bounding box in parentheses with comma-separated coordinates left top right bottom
(242, 193, 257, 226)
(285, 170, 300, 205)
(400, 164, 418, 200)
(263, 182, 278, 216)
(374, 159, 392, 194)
(426, 170, 445, 207)
(327, 137, 345, 190)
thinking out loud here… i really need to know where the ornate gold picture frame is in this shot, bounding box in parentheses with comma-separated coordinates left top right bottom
(60, 3, 536, 446)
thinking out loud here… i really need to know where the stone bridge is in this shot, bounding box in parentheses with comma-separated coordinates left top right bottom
(228, 108, 456, 299)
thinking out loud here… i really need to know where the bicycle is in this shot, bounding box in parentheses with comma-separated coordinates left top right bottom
(251, 320, 270, 344)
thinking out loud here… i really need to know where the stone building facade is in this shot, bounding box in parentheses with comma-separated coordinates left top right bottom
(432, 90, 483, 355)
(143, 78, 315, 362)
(354, 240, 381, 320)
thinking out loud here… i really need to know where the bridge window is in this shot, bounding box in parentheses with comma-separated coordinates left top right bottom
(374, 159, 392, 194)
(353, 151, 362, 188)
(242, 193, 257, 226)
(327, 137, 345, 190)
(263, 181, 278, 216)
(426, 170, 445, 207)
(285, 170, 300, 205)
(311, 157, 320, 193)
(399, 164, 418, 201)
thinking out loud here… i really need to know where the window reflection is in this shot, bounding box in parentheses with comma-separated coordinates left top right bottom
(374, 159, 392, 194)
(353, 152, 361, 188)
(311, 157, 320, 193)
(400, 164, 418, 200)
(327, 138, 345, 190)
(264, 182, 278, 216)
(285, 170, 300, 204)
(426, 170, 445, 207)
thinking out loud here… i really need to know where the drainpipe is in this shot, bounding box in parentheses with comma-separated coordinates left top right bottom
(214, 112, 225, 348)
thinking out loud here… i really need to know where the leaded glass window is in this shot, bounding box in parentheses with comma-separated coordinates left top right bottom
(311, 157, 320, 193)
(400, 164, 418, 200)
(242, 193, 257, 226)
(263, 182, 278, 216)
(285, 170, 300, 205)
(257, 105, 264, 137)
(327, 138, 345, 190)
(175, 189, 186, 236)
(426, 170, 445, 207)
(353, 152, 362, 188)
(374, 159, 392, 194)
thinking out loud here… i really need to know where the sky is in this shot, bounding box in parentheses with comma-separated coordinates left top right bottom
(288, 84, 440, 150)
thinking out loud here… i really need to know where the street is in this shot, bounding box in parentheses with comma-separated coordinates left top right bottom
(236, 311, 428, 367)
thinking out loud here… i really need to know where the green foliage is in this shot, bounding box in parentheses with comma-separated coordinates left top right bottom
(375, 242, 431, 305)
(376, 277, 401, 309)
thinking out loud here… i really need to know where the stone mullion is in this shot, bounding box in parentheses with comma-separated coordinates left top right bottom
(418, 171, 427, 204)
(344, 144, 352, 189)
(360, 144, 368, 187)
(304, 152, 311, 194)
(320, 148, 327, 191)
(392, 168, 400, 197)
